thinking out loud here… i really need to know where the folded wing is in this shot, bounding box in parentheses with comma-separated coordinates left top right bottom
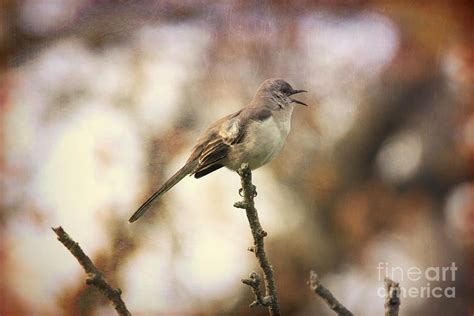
(190, 112, 245, 178)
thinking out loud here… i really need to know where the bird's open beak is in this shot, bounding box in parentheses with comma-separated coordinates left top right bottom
(289, 89, 308, 106)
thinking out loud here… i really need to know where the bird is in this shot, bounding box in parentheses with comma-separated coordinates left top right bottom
(129, 78, 308, 223)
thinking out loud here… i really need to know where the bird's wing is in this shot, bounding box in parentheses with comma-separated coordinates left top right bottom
(188, 106, 272, 178)
(190, 111, 245, 178)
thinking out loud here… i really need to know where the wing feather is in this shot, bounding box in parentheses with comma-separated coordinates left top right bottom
(191, 116, 244, 177)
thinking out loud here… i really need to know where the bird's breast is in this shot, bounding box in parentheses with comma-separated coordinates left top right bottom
(225, 116, 291, 170)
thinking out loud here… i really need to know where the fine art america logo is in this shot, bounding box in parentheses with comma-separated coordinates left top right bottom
(377, 262, 457, 298)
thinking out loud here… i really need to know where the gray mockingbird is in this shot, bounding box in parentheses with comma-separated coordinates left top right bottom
(129, 78, 307, 223)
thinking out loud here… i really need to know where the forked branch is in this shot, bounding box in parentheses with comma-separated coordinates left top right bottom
(234, 163, 280, 316)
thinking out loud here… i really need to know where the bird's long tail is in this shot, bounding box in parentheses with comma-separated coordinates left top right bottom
(129, 160, 197, 223)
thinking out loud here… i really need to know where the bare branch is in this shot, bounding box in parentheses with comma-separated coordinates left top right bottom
(308, 270, 353, 316)
(234, 163, 280, 316)
(384, 278, 400, 316)
(241, 272, 273, 308)
(52, 226, 131, 316)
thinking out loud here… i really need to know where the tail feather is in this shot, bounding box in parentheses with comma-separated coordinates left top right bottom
(129, 161, 196, 223)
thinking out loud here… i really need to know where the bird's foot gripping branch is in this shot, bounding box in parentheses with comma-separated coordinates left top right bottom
(234, 163, 280, 316)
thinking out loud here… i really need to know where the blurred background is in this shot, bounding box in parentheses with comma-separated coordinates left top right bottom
(1, 1, 473, 315)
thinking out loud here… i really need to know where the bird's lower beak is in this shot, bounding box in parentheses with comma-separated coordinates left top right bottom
(290, 89, 308, 106)
(291, 99, 308, 106)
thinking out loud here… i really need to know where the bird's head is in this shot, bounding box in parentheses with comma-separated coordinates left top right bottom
(255, 78, 308, 108)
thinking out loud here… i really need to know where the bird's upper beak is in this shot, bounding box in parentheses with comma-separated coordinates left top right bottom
(289, 89, 308, 106)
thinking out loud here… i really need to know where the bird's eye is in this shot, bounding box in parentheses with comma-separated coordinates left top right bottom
(281, 86, 291, 95)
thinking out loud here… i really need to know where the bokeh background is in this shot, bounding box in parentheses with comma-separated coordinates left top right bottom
(1, 1, 473, 315)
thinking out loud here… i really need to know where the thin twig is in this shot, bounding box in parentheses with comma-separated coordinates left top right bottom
(52, 226, 131, 316)
(241, 272, 272, 307)
(308, 270, 353, 316)
(234, 163, 280, 316)
(384, 278, 400, 316)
